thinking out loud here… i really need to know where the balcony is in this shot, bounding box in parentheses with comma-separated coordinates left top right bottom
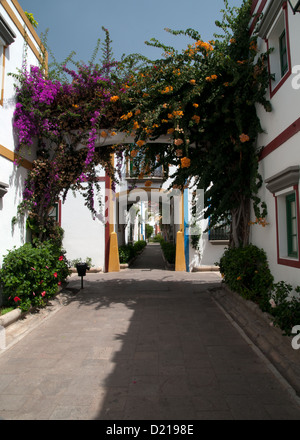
(208, 222, 230, 245)
(125, 162, 165, 184)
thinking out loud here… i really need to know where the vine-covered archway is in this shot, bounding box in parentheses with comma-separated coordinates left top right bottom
(12, 1, 271, 249)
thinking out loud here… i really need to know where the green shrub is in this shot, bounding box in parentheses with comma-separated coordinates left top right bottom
(219, 244, 274, 309)
(160, 240, 176, 264)
(269, 282, 300, 336)
(145, 224, 154, 239)
(133, 240, 147, 253)
(119, 241, 147, 264)
(0, 241, 71, 313)
(119, 244, 135, 263)
(151, 234, 163, 243)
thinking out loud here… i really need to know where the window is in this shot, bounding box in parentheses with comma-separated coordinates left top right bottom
(265, 166, 300, 268)
(279, 30, 288, 77)
(0, 14, 16, 105)
(208, 218, 230, 244)
(49, 202, 61, 224)
(286, 193, 298, 258)
(265, 6, 291, 95)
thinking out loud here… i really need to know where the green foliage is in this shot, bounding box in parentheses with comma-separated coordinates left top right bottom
(71, 257, 94, 269)
(219, 244, 274, 308)
(219, 246, 300, 336)
(160, 240, 176, 264)
(119, 244, 135, 263)
(269, 282, 300, 336)
(145, 224, 154, 239)
(119, 240, 147, 263)
(0, 307, 14, 316)
(151, 234, 164, 243)
(133, 240, 147, 253)
(24, 12, 38, 28)
(0, 242, 71, 313)
(119, 0, 272, 247)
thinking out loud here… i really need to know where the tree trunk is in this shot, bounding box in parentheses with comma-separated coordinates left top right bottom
(230, 196, 251, 248)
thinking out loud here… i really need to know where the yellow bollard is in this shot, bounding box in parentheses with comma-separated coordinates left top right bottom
(108, 232, 120, 272)
(175, 231, 186, 271)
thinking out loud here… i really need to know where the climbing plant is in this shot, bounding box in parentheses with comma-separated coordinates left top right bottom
(12, 28, 128, 242)
(118, 0, 271, 247)
(12, 1, 271, 248)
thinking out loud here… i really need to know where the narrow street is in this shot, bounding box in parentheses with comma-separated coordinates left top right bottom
(0, 244, 300, 420)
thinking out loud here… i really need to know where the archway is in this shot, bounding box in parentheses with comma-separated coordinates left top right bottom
(93, 133, 187, 273)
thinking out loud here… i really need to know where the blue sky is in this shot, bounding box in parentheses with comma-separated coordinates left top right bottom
(18, 0, 244, 64)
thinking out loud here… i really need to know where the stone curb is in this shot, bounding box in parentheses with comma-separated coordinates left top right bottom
(0, 308, 22, 328)
(211, 284, 300, 397)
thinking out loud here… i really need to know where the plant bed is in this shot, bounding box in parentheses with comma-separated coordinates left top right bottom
(0, 282, 67, 329)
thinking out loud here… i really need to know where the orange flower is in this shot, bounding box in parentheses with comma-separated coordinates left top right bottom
(181, 157, 191, 168)
(144, 180, 152, 187)
(135, 109, 141, 115)
(136, 140, 145, 147)
(239, 134, 250, 143)
(100, 131, 108, 138)
(193, 103, 199, 108)
(174, 138, 183, 146)
(133, 121, 140, 130)
(167, 128, 174, 134)
(192, 115, 200, 124)
(190, 79, 196, 85)
(131, 150, 138, 158)
(110, 96, 119, 102)
(161, 86, 173, 94)
(206, 75, 217, 82)
(120, 111, 133, 121)
(173, 110, 184, 117)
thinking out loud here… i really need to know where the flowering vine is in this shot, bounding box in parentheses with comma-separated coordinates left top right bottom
(118, 0, 272, 247)
(12, 30, 128, 242)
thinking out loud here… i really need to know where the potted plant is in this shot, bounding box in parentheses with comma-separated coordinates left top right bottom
(72, 257, 93, 277)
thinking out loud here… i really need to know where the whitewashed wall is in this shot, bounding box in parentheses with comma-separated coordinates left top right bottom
(0, 1, 40, 266)
(250, 3, 300, 286)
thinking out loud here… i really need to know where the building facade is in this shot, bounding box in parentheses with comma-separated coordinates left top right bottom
(249, 0, 300, 285)
(0, 0, 45, 266)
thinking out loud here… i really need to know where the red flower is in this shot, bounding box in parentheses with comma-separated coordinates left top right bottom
(41, 291, 46, 297)
(14, 297, 21, 302)
(59, 256, 64, 261)
(53, 272, 58, 278)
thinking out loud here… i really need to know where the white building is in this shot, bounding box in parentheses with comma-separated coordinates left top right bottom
(0, 0, 45, 266)
(249, 0, 300, 285)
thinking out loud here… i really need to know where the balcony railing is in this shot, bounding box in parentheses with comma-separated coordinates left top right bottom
(209, 223, 231, 241)
(126, 165, 164, 179)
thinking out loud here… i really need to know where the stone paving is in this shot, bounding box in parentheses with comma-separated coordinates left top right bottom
(0, 243, 300, 420)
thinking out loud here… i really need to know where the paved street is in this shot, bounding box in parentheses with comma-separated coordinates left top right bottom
(0, 243, 300, 420)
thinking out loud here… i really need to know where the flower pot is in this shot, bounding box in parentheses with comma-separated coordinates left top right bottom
(76, 263, 89, 277)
